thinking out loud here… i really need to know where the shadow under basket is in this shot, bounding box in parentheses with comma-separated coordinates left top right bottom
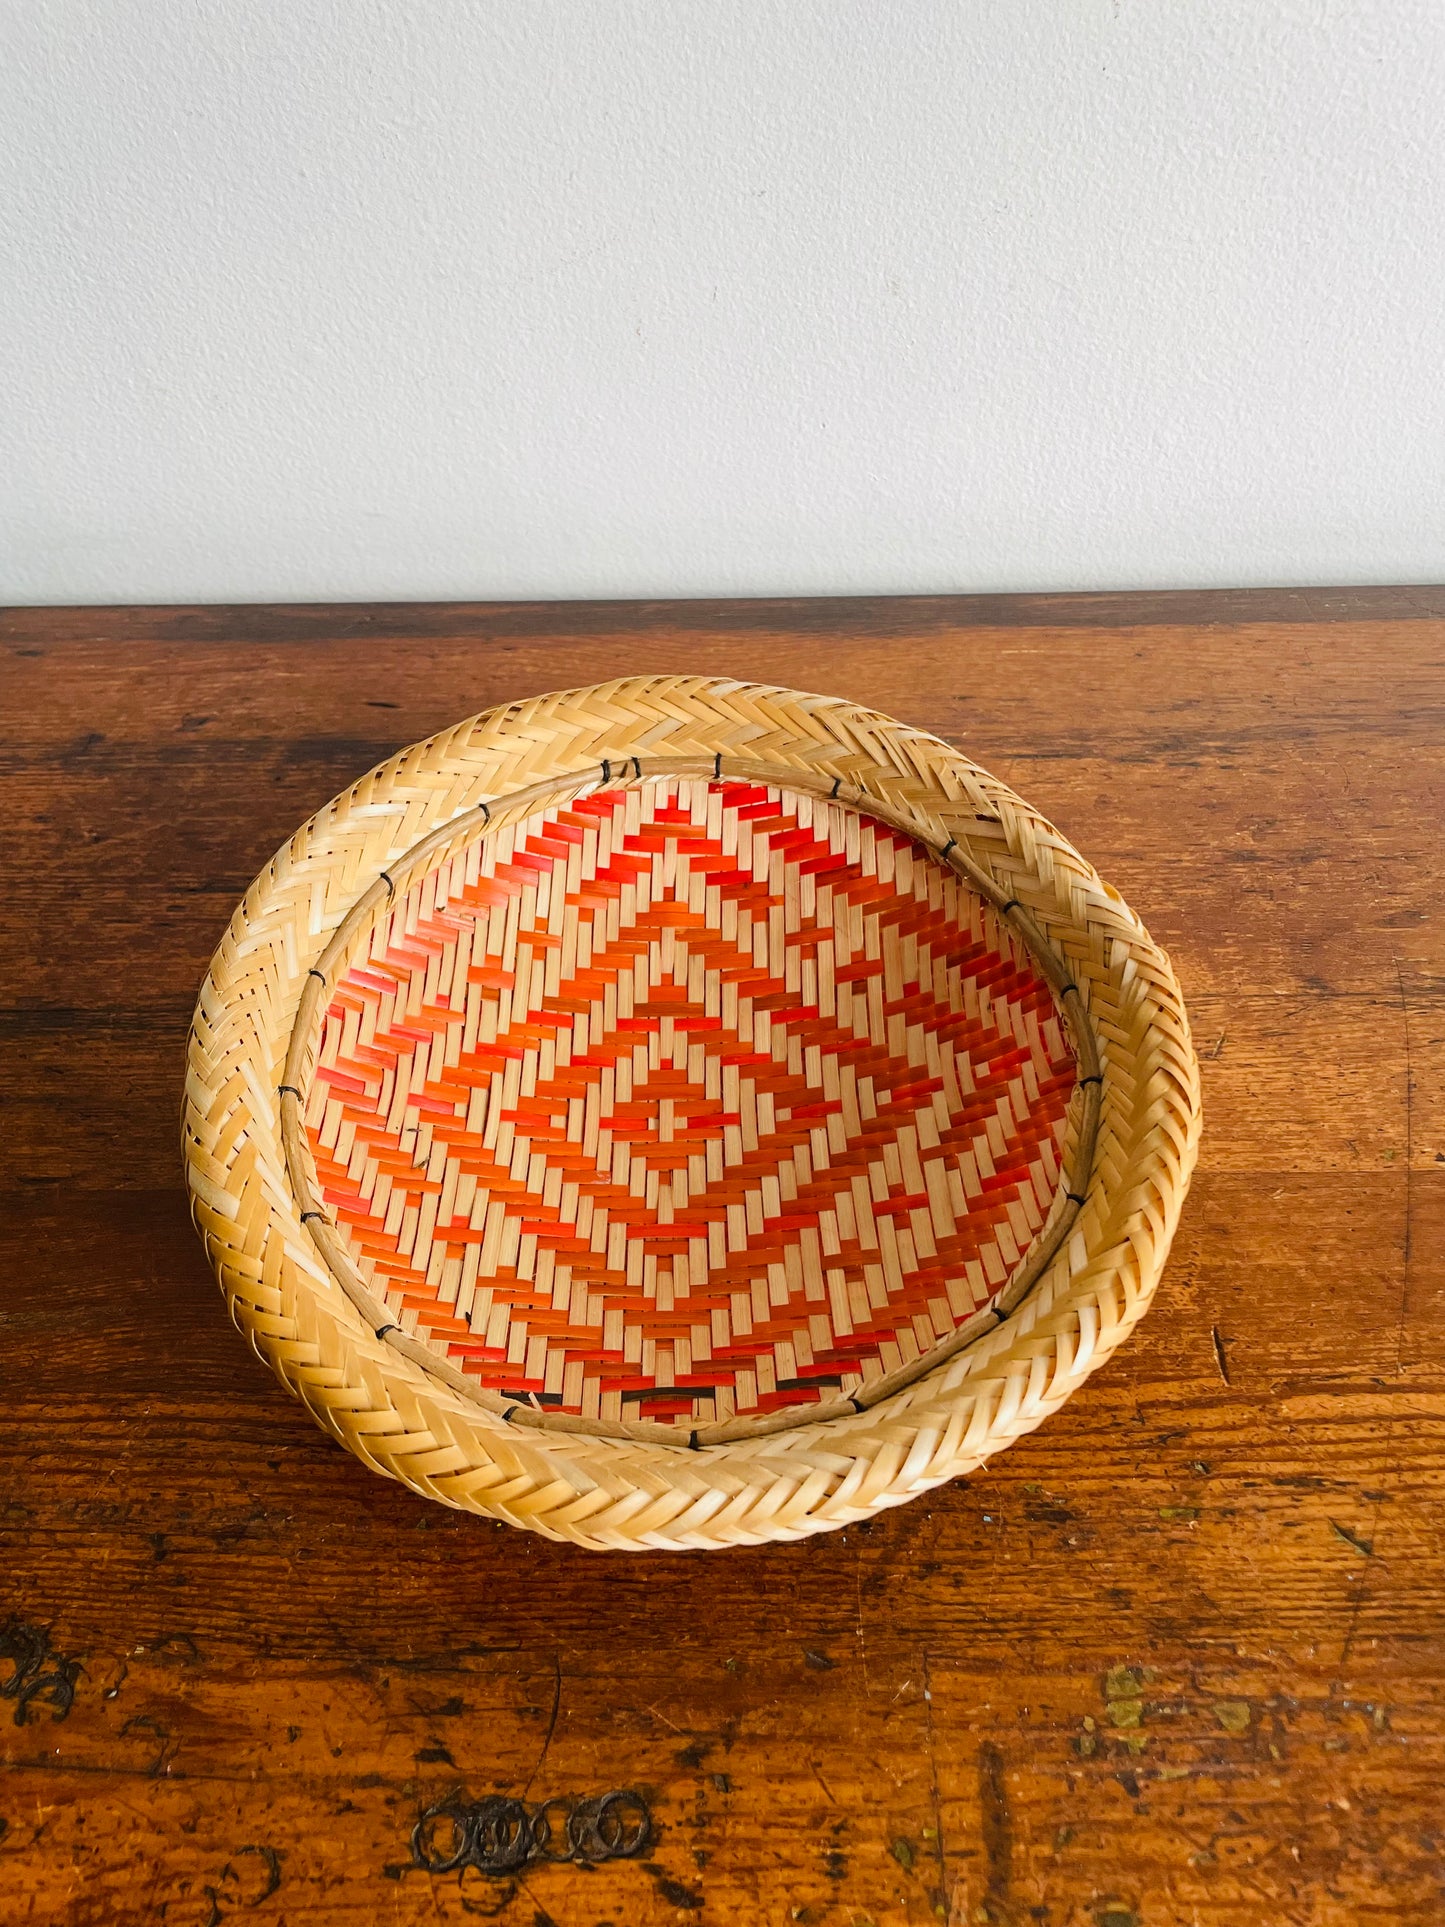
(184, 678, 1201, 1550)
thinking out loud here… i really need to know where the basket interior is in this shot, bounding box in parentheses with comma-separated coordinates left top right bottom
(302, 778, 1075, 1428)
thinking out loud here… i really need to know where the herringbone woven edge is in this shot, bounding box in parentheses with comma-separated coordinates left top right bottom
(182, 677, 1202, 1551)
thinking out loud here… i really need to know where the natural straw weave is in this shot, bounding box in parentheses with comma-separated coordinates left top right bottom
(184, 678, 1201, 1550)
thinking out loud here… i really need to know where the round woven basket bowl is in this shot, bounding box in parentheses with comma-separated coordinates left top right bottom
(184, 677, 1201, 1551)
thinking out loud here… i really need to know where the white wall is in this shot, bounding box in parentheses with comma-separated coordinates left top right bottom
(2, 2, 1442, 606)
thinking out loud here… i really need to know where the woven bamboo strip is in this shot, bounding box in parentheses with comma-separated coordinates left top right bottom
(184, 678, 1201, 1550)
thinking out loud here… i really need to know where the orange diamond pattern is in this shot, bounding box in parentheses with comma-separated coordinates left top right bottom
(305, 781, 1075, 1425)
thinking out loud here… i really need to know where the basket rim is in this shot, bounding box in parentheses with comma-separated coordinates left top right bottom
(277, 757, 1103, 1447)
(183, 675, 1201, 1550)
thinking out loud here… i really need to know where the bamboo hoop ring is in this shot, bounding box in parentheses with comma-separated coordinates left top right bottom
(184, 678, 1201, 1549)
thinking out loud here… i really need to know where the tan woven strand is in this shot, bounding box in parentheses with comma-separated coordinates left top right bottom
(183, 678, 1201, 1551)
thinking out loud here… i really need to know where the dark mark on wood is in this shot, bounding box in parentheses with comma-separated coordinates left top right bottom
(0, 1618, 82, 1727)
(1394, 957, 1414, 1372)
(646, 1865, 703, 1909)
(239, 1843, 282, 1901)
(119, 1713, 178, 1778)
(412, 1789, 651, 1875)
(979, 1740, 1011, 1914)
(921, 1649, 947, 1905)
(1210, 1326, 1231, 1385)
(152, 1631, 202, 1662)
(521, 1650, 562, 1801)
(217, 1843, 283, 1906)
(456, 1870, 518, 1914)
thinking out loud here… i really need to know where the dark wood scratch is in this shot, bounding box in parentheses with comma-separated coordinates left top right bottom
(521, 1651, 562, 1801)
(1339, 1502, 1386, 1665)
(118, 1713, 178, 1779)
(1210, 1325, 1231, 1385)
(978, 1740, 1011, 1922)
(234, 1842, 283, 1902)
(1393, 957, 1414, 1373)
(921, 1652, 947, 1909)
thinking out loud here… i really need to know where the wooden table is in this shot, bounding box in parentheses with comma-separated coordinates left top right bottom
(4, 588, 1443, 1927)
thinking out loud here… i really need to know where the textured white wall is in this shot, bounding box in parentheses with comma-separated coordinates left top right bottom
(2, 2, 1442, 605)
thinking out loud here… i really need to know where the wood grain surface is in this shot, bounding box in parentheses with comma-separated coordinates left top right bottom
(3, 587, 1443, 1927)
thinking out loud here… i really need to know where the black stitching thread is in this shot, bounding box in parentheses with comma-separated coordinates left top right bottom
(600, 759, 611, 783)
(480, 801, 491, 824)
(631, 755, 642, 780)
(1000, 897, 1021, 913)
(830, 776, 842, 798)
(1066, 1191, 1088, 1207)
(1059, 980, 1079, 996)
(307, 968, 326, 983)
(379, 869, 395, 899)
(1079, 1073, 1103, 1088)
(993, 1306, 1008, 1323)
(375, 1322, 398, 1339)
(689, 1430, 701, 1450)
(502, 1404, 519, 1423)
(939, 837, 957, 859)
(714, 753, 722, 779)
(277, 1084, 302, 1099)
(300, 1210, 328, 1224)
(849, 1395, 867, 1414)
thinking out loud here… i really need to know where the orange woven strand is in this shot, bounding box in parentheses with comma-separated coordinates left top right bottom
(305, 779, 1073, 1428)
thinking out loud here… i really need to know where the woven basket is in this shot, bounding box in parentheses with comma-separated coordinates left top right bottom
(184, 678, 1201, 1550)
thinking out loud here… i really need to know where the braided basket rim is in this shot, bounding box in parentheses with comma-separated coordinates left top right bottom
(183, 677, 1202, 1550)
